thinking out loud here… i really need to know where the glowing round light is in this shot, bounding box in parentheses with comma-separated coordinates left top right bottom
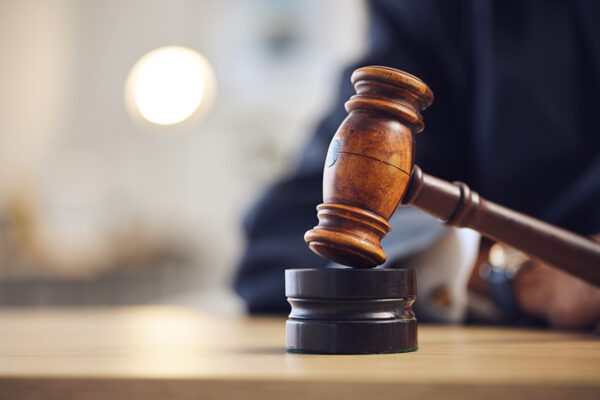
(126, 46, 215, 125)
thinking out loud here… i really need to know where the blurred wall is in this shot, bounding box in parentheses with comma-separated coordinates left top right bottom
(0, 0, 366, 310)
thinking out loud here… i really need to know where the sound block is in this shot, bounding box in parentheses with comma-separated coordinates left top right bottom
(285, 268, 417, 354)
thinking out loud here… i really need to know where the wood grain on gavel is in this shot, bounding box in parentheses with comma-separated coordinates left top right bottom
(304, 66, 600, 287)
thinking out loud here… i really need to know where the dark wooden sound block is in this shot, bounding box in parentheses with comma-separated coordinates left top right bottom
(285, 268, 417, 354)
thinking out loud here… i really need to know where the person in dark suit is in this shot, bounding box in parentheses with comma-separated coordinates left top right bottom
(234, 0, 600, 328)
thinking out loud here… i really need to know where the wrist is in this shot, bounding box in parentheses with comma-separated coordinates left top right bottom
(513, 262, 547, 320)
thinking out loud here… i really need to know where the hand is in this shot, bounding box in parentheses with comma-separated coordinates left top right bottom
(514, 235, 600, 329)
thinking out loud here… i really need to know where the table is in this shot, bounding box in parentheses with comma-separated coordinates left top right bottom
(0, 307, 598, 399)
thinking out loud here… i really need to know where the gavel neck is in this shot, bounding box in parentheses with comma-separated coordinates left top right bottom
(401, 165, 467, 224)
(401, 165, 600, 287)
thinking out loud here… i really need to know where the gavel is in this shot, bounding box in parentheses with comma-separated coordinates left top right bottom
(304, 66, 600, 287)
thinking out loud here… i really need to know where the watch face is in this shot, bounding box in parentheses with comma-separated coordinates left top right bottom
(488, 243, 529, 272)
(489, 243, 509, 268)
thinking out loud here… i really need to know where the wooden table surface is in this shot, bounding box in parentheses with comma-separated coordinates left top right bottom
(0, 307, 598, 400)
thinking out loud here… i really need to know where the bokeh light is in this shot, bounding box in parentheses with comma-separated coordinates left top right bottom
(126, 46, 215, 126)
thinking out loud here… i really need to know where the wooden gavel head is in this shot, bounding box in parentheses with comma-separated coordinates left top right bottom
(304, 66, 434, 267)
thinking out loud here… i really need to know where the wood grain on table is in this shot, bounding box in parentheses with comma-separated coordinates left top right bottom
(0, 307, 598, 399)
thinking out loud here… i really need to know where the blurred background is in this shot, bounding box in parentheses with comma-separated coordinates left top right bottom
(0, 0, 366, 312)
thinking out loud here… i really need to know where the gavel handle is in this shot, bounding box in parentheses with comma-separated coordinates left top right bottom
(402, 166, 600, 287)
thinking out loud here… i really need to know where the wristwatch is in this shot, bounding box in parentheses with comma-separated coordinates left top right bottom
(480, 243, 532, 320)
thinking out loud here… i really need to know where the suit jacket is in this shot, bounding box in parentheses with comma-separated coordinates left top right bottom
(234, 0, 600, 314)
